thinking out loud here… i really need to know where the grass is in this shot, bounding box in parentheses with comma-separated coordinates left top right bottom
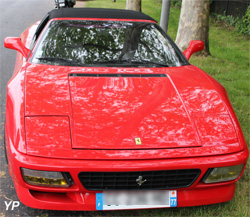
(85, 1, 250, 216)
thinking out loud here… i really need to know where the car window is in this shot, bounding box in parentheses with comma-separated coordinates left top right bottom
(31, 20, 187, 67)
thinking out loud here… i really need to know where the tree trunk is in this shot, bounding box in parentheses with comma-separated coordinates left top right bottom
(126, 0, 141, 12)
(175, 0, 210, 56)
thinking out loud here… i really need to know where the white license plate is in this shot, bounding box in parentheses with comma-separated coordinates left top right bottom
(96, 190, 177, 210)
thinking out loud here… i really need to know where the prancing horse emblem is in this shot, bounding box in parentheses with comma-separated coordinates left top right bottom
(136, 176, 147, 186)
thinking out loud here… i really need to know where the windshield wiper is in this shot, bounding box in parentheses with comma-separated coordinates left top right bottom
(37, 57, 84, 66)
(92, 59, 169, 67)
(139, 60, 169, 67)
(92, 59, 131, 65)
(37, 57, 169, 67)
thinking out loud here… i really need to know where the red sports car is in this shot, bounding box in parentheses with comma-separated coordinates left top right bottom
(4, 8, 249, 210)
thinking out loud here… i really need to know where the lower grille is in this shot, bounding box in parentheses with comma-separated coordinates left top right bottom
(78, 169, 201, 190)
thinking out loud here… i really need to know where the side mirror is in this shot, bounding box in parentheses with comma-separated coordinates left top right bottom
(4, 37, 30, 58)
(183, 40, 204, 60)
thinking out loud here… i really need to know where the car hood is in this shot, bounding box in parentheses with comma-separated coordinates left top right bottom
(69, 73, 200, 149)
(25, 64, 238, 152)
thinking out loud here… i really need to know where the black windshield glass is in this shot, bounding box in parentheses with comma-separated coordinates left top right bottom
(32, 20, 187, 67)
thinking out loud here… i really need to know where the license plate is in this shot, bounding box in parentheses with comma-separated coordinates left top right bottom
(96, 190, 177, 210)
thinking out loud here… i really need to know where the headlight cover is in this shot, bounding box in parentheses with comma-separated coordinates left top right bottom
(203, 164, 244, 184)
(21, 168, 72, 187)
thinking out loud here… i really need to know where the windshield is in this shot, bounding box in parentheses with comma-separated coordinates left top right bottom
(31, 20, 187, 67)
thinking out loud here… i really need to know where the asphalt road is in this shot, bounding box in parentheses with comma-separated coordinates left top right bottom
(0, 1, 103, 216)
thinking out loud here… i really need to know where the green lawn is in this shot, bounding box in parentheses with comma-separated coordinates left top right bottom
(86, 1, 250, 216)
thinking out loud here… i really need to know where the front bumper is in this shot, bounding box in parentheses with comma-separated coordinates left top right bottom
(8, 143, 249, 211)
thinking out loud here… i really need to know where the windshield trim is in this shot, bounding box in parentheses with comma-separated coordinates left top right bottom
(51, 17, 157, 23)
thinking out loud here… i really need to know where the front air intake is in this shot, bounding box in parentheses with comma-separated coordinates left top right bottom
(78, 169, 201, 190)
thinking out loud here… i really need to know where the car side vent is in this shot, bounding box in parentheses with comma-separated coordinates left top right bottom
(69, 73, 167, 77)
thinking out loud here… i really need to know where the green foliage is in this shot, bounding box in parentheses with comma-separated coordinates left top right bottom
(214, 13, 236, 26)
(171, 0, 182, 8)
(213, 6, 250, 35)
(239, 5, 250, 35)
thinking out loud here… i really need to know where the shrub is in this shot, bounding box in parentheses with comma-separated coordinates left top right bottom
(213, 6, 250, 35)
(237, 5, 250, 35)
(171, 0, 182, 8)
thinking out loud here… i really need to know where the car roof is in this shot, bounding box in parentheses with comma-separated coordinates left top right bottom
(32, 8, 157, 48)
(48, 8, 156, 22)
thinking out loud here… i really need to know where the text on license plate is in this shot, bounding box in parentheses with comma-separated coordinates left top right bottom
(96, 190, 177, 210)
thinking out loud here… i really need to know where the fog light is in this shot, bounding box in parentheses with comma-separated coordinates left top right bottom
(21, 168, 72, 187)
(203, 164, 244, 184)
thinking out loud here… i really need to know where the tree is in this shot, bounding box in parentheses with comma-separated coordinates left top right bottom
(175, 0, 210, 56)
(126, 0, 141, 12)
